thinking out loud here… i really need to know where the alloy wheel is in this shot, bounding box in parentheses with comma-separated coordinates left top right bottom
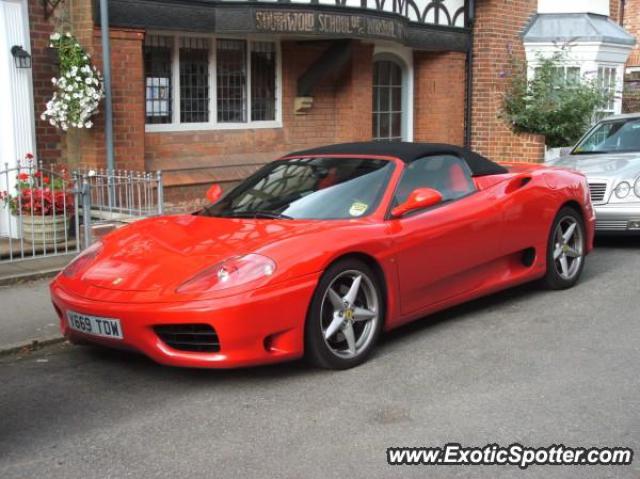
(552, 216, 584, 281)
(320, 270, 380, 359)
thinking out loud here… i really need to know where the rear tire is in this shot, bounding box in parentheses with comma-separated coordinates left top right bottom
(542, 207, 586, 290)
(305, 259, 384, 370)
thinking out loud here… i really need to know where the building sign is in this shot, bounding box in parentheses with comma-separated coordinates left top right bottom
(255, 10, 406, 42)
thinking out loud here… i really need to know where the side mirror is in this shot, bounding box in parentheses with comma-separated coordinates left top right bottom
(206, 184, 223, 204)
(391, 188, 443, 218)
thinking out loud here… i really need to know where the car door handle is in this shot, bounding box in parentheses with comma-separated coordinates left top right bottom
(505, 174, 532, 194)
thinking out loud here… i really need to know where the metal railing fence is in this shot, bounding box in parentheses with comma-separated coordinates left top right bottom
(0, 163, 163, 263)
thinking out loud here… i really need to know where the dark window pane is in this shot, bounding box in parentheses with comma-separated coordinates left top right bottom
(179, 37, 210, 123)
(372, 86, 380, 112)
(394, 155, 476, 205)
(144, 35, 172, 124)
(379, 113, 390, 138)
(390, 63, 401, 84)
(372, 108, 380, 138)
(217, 39, 247, 123)
(391, 113, 402, 139)
(251, 42, 276, 122)
(391, 87, 402, 112)
(379, 86, 390, 112)
(372, 60, 403, 141)
(378, 61, 390, 85)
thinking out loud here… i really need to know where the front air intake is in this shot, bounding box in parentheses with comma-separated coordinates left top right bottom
(154, 324, 220, 353)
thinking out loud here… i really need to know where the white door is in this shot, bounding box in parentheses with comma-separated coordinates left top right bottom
(0, 0, 36, 237)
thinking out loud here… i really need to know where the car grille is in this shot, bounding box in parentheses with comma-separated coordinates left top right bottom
(154, 324, 220, 353)
(588, 182, 607, 203)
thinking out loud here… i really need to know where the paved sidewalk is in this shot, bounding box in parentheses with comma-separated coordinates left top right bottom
(0, 255, 75, 353)
(0, 254, 75, 287)
(0, 277, 63, 354)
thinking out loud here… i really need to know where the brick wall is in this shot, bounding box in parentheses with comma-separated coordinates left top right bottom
(621, 0, 640, 112)
(146, 41, 375, 190)
(28, 0, 145, 171)
(335, 43, 374, 143)
(471, 0, 546, 162)
(28, 0, 62, 166)
(622, 0, 640, 67)
(413, 51, 466, 146)
(610, 0, 621, 23)
(63, 28, 145, 171)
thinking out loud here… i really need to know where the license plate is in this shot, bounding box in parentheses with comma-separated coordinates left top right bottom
(67, 311, 123, 340)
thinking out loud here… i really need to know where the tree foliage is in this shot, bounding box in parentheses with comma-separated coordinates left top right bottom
(502, 52, 610, 147)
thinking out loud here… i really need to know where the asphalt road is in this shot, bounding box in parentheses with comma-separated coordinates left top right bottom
(1, 237, 639, 479)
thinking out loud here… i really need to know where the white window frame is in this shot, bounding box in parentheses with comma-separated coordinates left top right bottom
(596, 63, 622, 118)
(372, 44, 414, 142)
(145, 32, 283, 133)
(524, 42, 630, 118)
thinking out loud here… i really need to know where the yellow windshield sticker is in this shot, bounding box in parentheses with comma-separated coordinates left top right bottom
(349, 201, 368, 217)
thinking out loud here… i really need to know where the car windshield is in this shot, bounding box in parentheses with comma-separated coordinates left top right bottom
(573, 118, 640, 154)
(201, 157, 394, 220)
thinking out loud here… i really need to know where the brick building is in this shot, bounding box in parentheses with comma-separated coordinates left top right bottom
(620, 0, 640, 111)
(1, 0, 637, 203)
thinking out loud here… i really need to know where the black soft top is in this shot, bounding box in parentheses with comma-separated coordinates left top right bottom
(286, 142, 508, 177)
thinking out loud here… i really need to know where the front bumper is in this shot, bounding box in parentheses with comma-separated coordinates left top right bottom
(50, 274, 318, 368)
(594, 204, 640, 233)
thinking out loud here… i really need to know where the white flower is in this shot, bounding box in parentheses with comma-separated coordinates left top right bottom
(85, 121, 93, 128)
(50, 32, 61, 41)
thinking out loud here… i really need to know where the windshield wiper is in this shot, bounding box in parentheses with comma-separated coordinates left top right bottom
(223, 210, 294, 220)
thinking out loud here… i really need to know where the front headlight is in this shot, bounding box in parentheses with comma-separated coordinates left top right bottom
(176, 254, 276, 294)
(634, 177, 640, 198)
(614, 181, 631, 199)
(62, 241, 103, 278)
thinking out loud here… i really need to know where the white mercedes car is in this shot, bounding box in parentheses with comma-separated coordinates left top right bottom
(548, 112, 640, 233)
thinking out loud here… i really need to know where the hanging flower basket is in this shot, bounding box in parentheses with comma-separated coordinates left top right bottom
(41, 32, 104, 131)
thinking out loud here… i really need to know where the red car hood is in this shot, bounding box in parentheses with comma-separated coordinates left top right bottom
(80, 214, 324, 292)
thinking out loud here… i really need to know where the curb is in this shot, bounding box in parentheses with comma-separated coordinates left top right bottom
(0, 336, 65, 357)
(0, 268, 61, 288)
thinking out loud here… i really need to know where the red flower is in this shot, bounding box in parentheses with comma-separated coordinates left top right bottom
(34, 171, 42, 178)
(25, 153, 34, 160)
(17, 172, 29, 181)
(43, 176, 50, 184)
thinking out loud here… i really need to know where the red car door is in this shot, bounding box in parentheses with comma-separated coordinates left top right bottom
(388, 155, 505, 317)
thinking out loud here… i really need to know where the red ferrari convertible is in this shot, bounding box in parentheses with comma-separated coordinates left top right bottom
(50, 142, 595, 369)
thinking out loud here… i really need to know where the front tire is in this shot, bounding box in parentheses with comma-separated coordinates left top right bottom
(542, 207, 586, 290)
(305, 259, 384, 369)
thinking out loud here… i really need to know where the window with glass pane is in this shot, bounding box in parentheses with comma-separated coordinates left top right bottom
(144, 35, 173, 124)
(598, 66, 617, 113)
(179, 37, 210, 123)
(373, 60, 403, 141)
(251, 42, 276, 121)
(217, 39, 247, 123)
(537, 66, 581, 86)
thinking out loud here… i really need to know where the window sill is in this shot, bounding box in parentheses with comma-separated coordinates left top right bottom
(145, 121, 283, 133)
